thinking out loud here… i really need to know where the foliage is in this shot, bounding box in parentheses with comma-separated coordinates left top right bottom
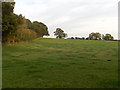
(29, 21, 49, 38)
(2, 18, 37, 44)
(2, 2, 49, 44)
(54, 28, 67, 38)
(15, 20, 37, 42)
(2, 2, 24, 43)
(102, 34, 114, 40)
(89, 32, 101, 40)
(2, 2, 23, 33)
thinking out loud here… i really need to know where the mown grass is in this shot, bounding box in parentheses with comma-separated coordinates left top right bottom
(2, 38, 118, 88)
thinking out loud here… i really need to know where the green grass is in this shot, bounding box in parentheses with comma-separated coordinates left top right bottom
(3, 38, 118, 88)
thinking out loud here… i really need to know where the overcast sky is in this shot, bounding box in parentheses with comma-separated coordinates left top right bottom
(14, 0, 119, 39)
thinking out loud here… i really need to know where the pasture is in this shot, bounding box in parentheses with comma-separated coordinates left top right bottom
(2, 38, 118, 88)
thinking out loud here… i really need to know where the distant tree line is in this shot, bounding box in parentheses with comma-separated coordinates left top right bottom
(2, 2, 49, 44)
(68, 32, 115, 41)
(53, 29, 115, 41)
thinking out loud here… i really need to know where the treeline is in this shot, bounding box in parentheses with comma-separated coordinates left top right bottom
(68, 32, 115, 41)
(2, 2, 49, 44)
(53, 28, 115, 41)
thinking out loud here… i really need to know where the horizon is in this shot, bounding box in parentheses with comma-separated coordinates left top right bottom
(14, 0, 119, 39)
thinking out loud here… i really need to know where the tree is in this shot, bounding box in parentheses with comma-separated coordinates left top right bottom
(2, 2, 49, 44)
(27, 21, 49, 38)
(54, 28, 67, 39)
(89, 32, 101, 40)
(102, 34, 114, 40)
(25, 19, 32, 29)
(2, 2, 24, 43)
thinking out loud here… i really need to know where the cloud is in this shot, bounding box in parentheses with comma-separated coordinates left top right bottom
(14, 0, 119, 39)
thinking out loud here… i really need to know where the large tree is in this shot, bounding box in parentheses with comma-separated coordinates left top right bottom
(2, 2, 24, 43)
(54, 28, 67, 38)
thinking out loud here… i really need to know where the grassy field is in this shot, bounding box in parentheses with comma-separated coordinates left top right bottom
(2, 38, 118, 88)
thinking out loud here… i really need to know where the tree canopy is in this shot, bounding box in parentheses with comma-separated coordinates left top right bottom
(54, 28, 67, 39)
(89, 32, 101, 40)
(102, 34, 114, 40)
(2, 2, 49, 44)
(30, 21, 49, 37)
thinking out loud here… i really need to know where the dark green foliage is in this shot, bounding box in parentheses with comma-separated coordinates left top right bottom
(2, 2, 24, 43)
(27, 21, 49, 38)
(2, 2, 15, 16)
(25, 19, 32, 29)
(54, 28, 67, 38)
(2, 2, 49, 44)
(2, 2, 23, 32)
